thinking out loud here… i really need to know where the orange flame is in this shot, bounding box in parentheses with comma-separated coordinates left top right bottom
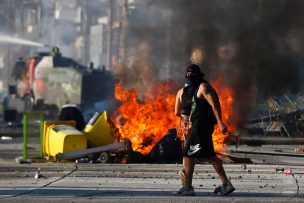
(113, 81, 180, 155)
(211, 77, 236, 153)
(113, 77, 236, 155)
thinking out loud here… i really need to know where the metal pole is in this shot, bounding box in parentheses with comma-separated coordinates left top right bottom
(23, 112, 28, 160)
(107, 0, 114, 70)
(226, 136, 304, 146)
(39, 113, 44, 157)
(56, 142, 125, 160)
(119, 0, 128, 64)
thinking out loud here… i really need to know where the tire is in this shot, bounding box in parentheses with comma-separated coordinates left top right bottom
(58, 106, 85, 131)
(23, 93, 34, 111)
(99, 152, 111, 163)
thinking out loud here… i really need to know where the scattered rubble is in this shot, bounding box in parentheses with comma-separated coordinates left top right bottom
(274, 167, 293, 175)
(275, 167, 285, 173)
(1, 136, 12, 141)
(16, 158, 32, 164)
(75, 158, 90, 163)
(295, 147, 304, 153)
(283, 169, 292, 175)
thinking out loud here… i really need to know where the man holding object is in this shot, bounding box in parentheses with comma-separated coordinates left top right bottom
(174, 64, 235, 196)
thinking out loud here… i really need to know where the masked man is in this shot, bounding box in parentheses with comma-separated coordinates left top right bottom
(174, 64, 235, 196)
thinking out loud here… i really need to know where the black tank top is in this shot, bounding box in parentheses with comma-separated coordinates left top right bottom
(181, 86, 195, 116)
(190, 84, 217, 126)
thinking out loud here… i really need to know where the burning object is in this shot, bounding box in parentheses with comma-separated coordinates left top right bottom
(112, 81, 180, 155)
(149, 129, 182, 163)
(112, 77, 237, 157)
(42, 77, 238, 163)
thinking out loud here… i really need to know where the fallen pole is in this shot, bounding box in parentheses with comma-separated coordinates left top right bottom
(56, 142, 126, 161)
(216, 152, 253, 163)
(229, 149, 304, 158)
(226, 136, 304, 146)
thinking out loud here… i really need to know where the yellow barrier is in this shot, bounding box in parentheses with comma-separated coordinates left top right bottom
(43, 121, 87, 158)
(84, 111, 114, 147)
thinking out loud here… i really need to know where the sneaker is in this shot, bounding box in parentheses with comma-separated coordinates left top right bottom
(172, 186, 196, 196)
(214, 182, 235, 196)
(214, 185, 222, 194)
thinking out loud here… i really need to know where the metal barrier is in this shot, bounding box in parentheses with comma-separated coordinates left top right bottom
(23, 112, 44, 160)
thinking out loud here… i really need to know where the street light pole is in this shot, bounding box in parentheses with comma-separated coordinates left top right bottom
(107, 0, 114, 70)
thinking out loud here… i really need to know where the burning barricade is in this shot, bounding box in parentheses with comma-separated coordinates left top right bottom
(110, 78, 237, 162)
(25, 77, 237, 164)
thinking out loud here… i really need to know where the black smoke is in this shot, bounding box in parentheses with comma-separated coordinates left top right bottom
(126, 0, 304, 126)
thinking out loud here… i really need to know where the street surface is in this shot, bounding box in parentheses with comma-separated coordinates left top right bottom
(0, 136, 304, 202)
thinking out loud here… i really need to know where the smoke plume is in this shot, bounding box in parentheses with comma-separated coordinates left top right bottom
(122, 0, 304, 126)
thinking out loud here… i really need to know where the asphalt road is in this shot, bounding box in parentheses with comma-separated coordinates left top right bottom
(1, 136, 304, 202)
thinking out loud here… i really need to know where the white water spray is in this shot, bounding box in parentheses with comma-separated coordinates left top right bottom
(0, 34, 47, 47)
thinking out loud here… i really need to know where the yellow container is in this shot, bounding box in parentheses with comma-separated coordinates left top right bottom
(43, 121, 87, 158)
(84, 111, 114, 147)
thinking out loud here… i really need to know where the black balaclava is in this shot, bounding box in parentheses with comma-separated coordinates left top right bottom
(181, 64, 205, 116)
(185, 64, 205, 88)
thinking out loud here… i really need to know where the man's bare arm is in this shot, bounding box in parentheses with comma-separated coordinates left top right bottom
(198, 83, 227, 133)
(175, 88, 183, 117)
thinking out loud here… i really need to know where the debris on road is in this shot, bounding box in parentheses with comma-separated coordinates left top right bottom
(283, 169, 292, 175)
(275, 167, 285, 173)
(218, 152, 253, 163)
(1, 136, 12, 141)
(75, 158, 90, 163)
(295, 147, 304, 153)
(15, 156, 32, 164)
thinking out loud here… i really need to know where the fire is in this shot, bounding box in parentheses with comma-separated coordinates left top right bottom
(113, 77, 236, 155)
(211, 77, 236, 153)
(113, 81, 180, 155)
